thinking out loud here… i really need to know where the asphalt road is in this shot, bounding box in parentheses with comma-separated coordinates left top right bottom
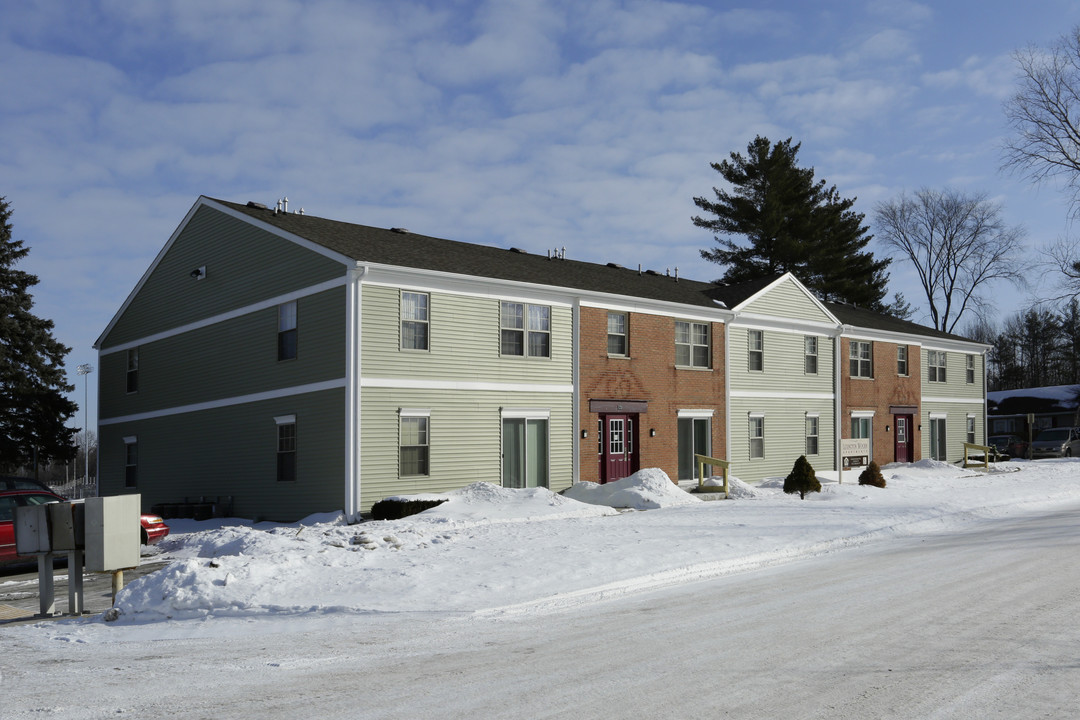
(4, 506, 1079, 718)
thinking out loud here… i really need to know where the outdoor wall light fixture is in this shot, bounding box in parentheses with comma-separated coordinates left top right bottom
(581, 429, 588, 439)
(650, 428, 656, 437)
(190, 265, 206, 280)
(885, 425, 891, 433)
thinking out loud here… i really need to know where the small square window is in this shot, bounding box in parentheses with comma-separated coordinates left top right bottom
(501, 302, 550, 358)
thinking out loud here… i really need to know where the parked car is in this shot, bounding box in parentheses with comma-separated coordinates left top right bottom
(1, 489, 170, 566)
(988, 434, 1028, 459)
(1029, 427, 1080, 459)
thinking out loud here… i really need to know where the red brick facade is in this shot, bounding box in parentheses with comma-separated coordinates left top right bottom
(840, 337, 922, 466)
(579, 307, 725, 483)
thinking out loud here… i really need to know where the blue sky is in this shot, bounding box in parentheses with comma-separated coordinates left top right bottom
(2, 0, 1077, 428)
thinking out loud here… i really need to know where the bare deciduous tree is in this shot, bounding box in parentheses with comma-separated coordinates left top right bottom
(874, 188, 1028, 334)
(1003, 27, 1080, 216)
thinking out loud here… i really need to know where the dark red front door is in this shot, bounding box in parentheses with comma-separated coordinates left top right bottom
(601, 414, 636, 483)
(894, 415, 913, 463)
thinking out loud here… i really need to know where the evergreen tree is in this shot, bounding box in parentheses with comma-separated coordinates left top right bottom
(783, 455, 821, 499)
(693, 136, 891, 309)
(0, 197, 77, 472)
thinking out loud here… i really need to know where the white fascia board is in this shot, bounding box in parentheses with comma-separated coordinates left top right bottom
(920, 338, 993, 354)
(361, 264, 576, 308)
(99, 275, 348, 355)
(839, 326, 925, 346)
(923, 396, 988, 406)
(94, 196, 354, 350)
(730, 273, 841, 325)
(578, 297, 732, 323)
(730, 314, 839, 336)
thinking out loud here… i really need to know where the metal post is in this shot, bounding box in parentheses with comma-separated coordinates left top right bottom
(77, 364, 93, 487)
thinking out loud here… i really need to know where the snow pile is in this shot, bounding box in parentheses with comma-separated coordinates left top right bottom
(81, 461, 1080, 627)
(562, 468, 699, 509)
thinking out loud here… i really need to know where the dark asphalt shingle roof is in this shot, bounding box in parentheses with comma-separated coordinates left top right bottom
(214, 198, 979, 344)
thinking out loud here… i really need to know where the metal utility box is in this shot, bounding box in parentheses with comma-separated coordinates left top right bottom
(14, 504, 51, 554)
(85, 495, 141, 572)
(49, 502, 85, 551)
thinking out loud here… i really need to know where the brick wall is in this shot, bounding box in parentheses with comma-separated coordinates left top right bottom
(840, 337, 922, 465)
(579, 307, 725, 483)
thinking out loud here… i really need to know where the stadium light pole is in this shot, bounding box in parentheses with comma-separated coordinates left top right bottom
(76, 363, 93, 485)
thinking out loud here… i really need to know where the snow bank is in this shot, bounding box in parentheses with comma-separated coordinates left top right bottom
(562, 468, 699, 509)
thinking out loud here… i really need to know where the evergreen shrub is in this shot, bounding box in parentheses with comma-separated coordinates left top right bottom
(858, 460, 887, 488)
(783, 455, 821, 499)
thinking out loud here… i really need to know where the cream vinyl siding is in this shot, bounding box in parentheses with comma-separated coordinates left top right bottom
(921, 349, 984, 401)
(98, 387, 345, 522)
(359, 388, 573, 513)
(728, 397, 835, 483)
(921, 400, 985, 464)
(738, 277, 835, 324)
(103, 205, 346, 348)
(361, 285, 573, 387)
(728, 327, 834, 395)
(99, 287, 346, 420)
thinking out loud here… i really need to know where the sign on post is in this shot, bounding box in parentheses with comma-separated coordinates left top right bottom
(841, 438, 870, 468)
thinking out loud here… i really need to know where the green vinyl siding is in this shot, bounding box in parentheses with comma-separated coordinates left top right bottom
(921, 401, 985, 464)
(728, 397, 835, 483)
(100, 287, 346, 420)
(728, 327, 834, 395)
(361, 285, 573, 387)
(738, 277, 835, 324)
(99, 387, 345, 522)
(922, 349, 985, 401)
(102, 205, 346, 348)
(359, 388, 573, 513)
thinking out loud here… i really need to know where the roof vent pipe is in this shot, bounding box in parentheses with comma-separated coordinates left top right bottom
(283, 197, 289, 213)
(674, 267, 679, 282)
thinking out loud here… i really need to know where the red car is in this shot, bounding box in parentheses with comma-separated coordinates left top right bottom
(0, 489, 169, 566)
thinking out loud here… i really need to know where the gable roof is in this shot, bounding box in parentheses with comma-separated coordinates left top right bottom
(825, 300, 983, 346)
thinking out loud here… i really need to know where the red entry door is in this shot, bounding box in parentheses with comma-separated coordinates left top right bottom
(894, 415, 913, 463)
(602, 414, 635, 483)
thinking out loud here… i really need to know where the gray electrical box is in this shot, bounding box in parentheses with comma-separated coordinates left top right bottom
(49, 502, 85, 551)
(14, 504, 51, 554)
(85, 495, 140, 572)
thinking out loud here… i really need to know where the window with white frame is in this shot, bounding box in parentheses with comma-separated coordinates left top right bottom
(805, 414, 819, 455)
(851, 414, 873, 462)
(897, 346, 908, 376)
(401, 291, 429, 351)
(675, 320, 711, 368)
(502, 409, 549, 489)
(930, 415, 947, 461)
(850, 340, 872, 378)
(928, 350, 947, 382)
(275, 416, 296, 482)
(607, 312, 628, 356)
(749, 414, 764, 459)
(278, 301, 297, 361)
(123, 436, 138, 489)
(748, 329, 763, 372)
(501, 302, 550, 358)
(804, 336, 818, 374)
(966, 415, 976, 444)
(399, 411, 430, 477)
(966, 354, 975, 383)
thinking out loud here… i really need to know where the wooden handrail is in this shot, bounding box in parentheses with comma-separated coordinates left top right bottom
(695, 454, 730, 498)
(962, 442, 992, 470)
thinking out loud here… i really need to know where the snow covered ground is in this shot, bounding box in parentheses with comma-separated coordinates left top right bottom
(41, 458, 1080, 627)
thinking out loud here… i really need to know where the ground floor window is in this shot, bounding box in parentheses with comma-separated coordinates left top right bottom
(276, 415, 296, 482)
(966, 415, 976, 445)
(749, 415, 764, 459)
(851, 415, 873, 462)
(400, 412, 430, 477)
(678, 415, 711, 480)
(930, 416, 947, 461)
(805, 415, 819, 456)
(124, 436, 138, 488)
(503, 415, 549, 488)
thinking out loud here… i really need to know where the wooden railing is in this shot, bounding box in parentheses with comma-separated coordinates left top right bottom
(962, 442, 993, 470)
(695, 454, 730, 498)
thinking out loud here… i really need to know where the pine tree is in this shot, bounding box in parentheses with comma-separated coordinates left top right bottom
(693, 136, 891, 310)
(783, 455, 821, 499)
(0, 197, 77, 472)
(858, 461, 886, 488)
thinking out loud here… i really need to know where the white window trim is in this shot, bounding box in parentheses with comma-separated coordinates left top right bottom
(929, 411, 948, 419)
(851, 410, 876, 418)
(274, 414, 296, 425)
(501, 408, 551, 420)
(123, 436, 137, 445)
(399, 408, 432, 418)
(678, 409, 715, 419)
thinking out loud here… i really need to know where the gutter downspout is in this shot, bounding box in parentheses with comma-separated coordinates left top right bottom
(835, 327, 846, 484)
(572, 298, 580, 485)
(344, 263, 368, 521)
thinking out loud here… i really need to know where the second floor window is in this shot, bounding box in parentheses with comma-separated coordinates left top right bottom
(748, 329, 763, 372)
(850, 341, 872, 378)
(966, 355, 975, 383)
(401, 292, 429, 351)
(928, 350, 947, 382)
(126, 348, 139, 393)
(675, 321, 710, 368)
(607, 312, 628, 356)
(278, 301, 297, 361)
(897, 346, 908, 376)
(501, 302, 550, 358)
(804, 336, 818, 374)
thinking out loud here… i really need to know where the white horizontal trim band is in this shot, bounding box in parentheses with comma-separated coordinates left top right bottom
(922, 396, 986, 405)
(729, 390, 835, 400)
(361, 377, 574, 394)
(99, 276, 348, 355)
(100, 379, 347, 425)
